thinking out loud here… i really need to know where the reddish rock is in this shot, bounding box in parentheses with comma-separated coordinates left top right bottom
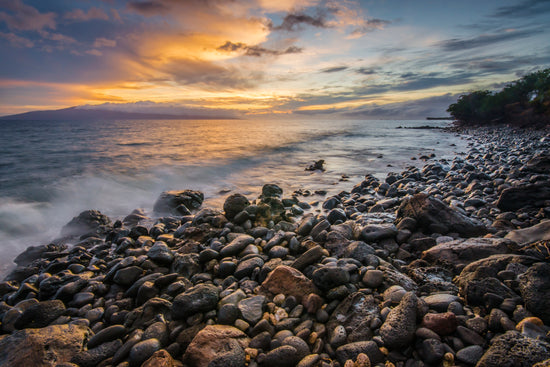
(422, 312, 458, 336)
(261, 265, 319, 302)
(302, 293, 324, 314)
(142, 350, 179, 367)
(0, 324, 90, 367)
(183, 325, 250, 367)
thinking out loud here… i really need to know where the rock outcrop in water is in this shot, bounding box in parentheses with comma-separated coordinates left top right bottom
(1, 126, 550, 367)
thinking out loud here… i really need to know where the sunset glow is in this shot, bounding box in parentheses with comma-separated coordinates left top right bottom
(1, 0, 549, 118)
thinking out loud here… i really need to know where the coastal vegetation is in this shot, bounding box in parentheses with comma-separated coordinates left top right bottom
(447, 68, 550, 126)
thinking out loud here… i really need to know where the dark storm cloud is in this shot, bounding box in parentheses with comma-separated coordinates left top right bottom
(437, 29, 542, 52)
(493, 0, 550, 18)
(321, 66, 348, 73)
(217, 41, 302, 57)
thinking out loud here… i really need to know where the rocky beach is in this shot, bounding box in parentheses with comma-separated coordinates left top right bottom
(0, 125, 549, 367)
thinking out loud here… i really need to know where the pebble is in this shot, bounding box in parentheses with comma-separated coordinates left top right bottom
(3, 126, 550, 367)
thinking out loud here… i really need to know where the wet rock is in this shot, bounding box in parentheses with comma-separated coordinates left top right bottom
(423, 294, 460, 312)
(13, 243, 67, 267)
(220, 234, 255, 257)
(312, 265, 350, 291)
(183, 325, 250, 367)
(362, 269, 384, 288)
(61, 209, 112, 237)
(71, 339, 122, 367)
(14, 299, 66, 329)
(113, 266, 143, 286)
(505, 220, 550, 245)
(0, 324, 90, 366)
(261, 184, 283, 198)
(87, 324, 126, 349)
(418, 338, 445, 364)
(519, 262, 550, 324)
(396, 193, 486, 237)
(456, 345, 484, 365)
(360, 224, 397, 242)
(238, 296, 265, 324)
(153, 190, 204, 215)
(172, 283, 219, 319)
(477, 331, 550, 367)
(422, 237, 516, 274)
(379, 292, 418, 349)
(147, 242, 174, 265)
(262, 345, 299, 366)
(261, 265, 318, 302)
(129, 338, 161, 366)
(224, 193, 250, 220)
(497, 182, 550, 211)
(335, 341, 384, 365)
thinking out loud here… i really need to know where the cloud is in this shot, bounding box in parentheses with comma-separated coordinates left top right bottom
(93, 37, 117, 48)
(64, 7, 110, 22)
(86, 49, 103, 56)
(0, 31, 33, 47)
(493, 0, 550, 18)
(126, 1, 170, 15)
(39, 31, 77, 44)
(294, 93, 459, 119)
(355, 67, 377, 75)
(437, 29, 542, 51)
(273, 12, 330, 31)
(321, 66, 348, 73)
(217, 41, 302, 56)
(0, 0, 56, 31)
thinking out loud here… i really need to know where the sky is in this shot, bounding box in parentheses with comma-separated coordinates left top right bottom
(0, 0, 549, 119)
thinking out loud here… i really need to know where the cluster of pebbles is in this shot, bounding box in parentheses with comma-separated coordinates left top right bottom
(1, 126, 550, 367)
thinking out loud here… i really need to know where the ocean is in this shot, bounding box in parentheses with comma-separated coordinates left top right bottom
(0, 118, 468, 274)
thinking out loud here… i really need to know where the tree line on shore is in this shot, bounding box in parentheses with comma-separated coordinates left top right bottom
(447, 68, 550, 126)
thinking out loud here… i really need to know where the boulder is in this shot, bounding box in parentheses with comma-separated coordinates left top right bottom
(496, 182, 550, 211)
(223, 194, 250, 220)
(505, 220, 550, 245)
(519, 262, 550, 324)
(13, 243, 67, 267)
(421, 237, 516, 274)
(477, 331, 550, 367)
(261, 265, 318, 302)
(153, 190, 204, 215)
(379, 292, 418, 349)
(396, 193, 486, 237)
(60, 210, 112, 237)
(261, 184, 283, 198)
(454, 254, 539, 306)
(183, 325, 250, 367)
(0, 324, 90, 367)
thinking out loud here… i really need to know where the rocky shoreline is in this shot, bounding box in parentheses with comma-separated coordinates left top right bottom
(1, 126, 549, 367)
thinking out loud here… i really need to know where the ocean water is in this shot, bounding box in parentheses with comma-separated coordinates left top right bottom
(0, 118, 467, 273)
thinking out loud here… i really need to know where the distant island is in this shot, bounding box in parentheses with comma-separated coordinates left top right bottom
(426, 117, 453, 120)
(0, 106, 234, 121)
